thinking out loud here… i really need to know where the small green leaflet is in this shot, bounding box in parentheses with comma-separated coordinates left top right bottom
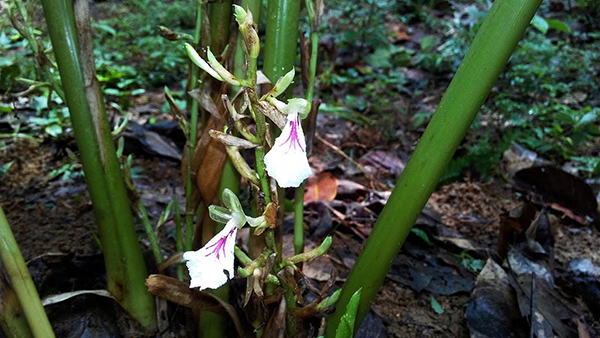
(411, 228, 431, 245)
(531, 15, 549, 34)
(431, 296, 444, 314)
(335, 288, 362, 338)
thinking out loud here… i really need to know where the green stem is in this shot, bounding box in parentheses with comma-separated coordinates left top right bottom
(254, 146, 271, 205)
(283, 236, 331, 267)
(184, 0, 203, 255)
(41, 0, 156, 329)
(234, 246, 253, 266)
(306, 31, 319, 103)
(184, 150, 195, 252)
(137, 200, 163, 264)
(189, 0, 202, 135)
(0, 208, 54, 338)
(326, 0, 542, 334)
(293, 2, 320, 255)
(174, 196, 184, 281)
(293, 184, 304, 254)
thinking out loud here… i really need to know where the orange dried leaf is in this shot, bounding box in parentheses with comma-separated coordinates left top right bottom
(304, 172, 338, 203)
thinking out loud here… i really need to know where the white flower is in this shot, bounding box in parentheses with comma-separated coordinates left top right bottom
(183, 219, 238, 290)
(263, 112, 312, 188)
(182, 189, 263, 290)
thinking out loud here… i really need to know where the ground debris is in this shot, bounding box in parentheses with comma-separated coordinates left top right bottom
(513, 166, 599, 228)
(466, 259, 526, 338)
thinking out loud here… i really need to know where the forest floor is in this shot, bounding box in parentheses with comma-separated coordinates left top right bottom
(1, 90, 599, 337)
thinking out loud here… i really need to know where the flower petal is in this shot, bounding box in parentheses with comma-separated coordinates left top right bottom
(208, 205, 233, 224)
(264, 113, 312, 188)
(183, 220, 238, 290)
(222, 188, 243, 214)
(246, 215, 266, 227)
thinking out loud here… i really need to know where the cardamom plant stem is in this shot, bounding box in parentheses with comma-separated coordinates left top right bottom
(326, 0, 543, 334)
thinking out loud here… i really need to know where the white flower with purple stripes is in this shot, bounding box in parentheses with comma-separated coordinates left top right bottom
(183, 189, 263, 290)
(264, 98, 312, 188)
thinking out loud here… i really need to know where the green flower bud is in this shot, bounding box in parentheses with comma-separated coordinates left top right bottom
(233, 5, 260, 58)
(185, 43, 224, 82)
(268, 68, 295, 98)
(233, 5, 247, 26)
(206, 48, 243, 86)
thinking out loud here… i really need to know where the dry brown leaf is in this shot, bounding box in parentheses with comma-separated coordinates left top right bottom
(146, 274, 244, 336)
(304, 172, 338, 203)
(192, 110, 229, 208)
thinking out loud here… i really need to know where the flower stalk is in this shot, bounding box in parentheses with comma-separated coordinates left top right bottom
(182, 4, 332, 335)
(294, 0, 322, 255)
(325, 0, 544, 334)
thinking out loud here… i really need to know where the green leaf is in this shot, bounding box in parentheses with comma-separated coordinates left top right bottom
(531, 15, 548, 34)
(131, 88, 146, 96)
(366, 47, 393, 68)
(411, 228, 431, 245)
(420, 36, 435, 52)
(30, 96, 48, 112)
(103, 88, 123, 96)
(92, 22, 117, 36)
(0, 160, 15, 179)
(574, 111, 597, 129)
(546, 19, 570, 33)
(44, 123, 63, 137)
(0, 103, 13, 113)
(336, 288, 362, 338)
(430, 296, 444, 314)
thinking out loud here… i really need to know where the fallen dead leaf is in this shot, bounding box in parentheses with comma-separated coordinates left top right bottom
(304, 171, 338, 203)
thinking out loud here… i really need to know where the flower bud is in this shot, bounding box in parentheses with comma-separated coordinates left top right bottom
(206, 48, 243, 86)
(233, 5, 248, 25)
(233, 5, 260, 58)
(265, 68, 295, 99)
(185, 43, 223, 82)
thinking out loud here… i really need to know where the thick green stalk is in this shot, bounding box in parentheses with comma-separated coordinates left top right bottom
(0, 208, 54, 338)
(326, 0, 542, 334)
(263, 0, 301, 83)
(263, 0, 302, 333)
(209, 1, 233, 55)
(41, 0, 156, 329)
